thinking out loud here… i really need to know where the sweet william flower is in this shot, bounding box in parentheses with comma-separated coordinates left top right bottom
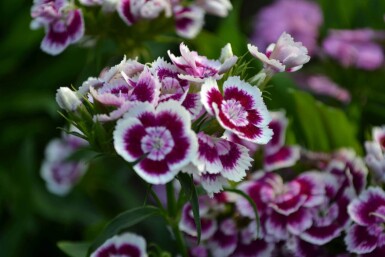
(248, 32, 310, 75)
(113, 100, 197, 184)
(345, 187, 385, 255)
(173, 4, 205, 39)
(264, 111, 300, 171)
(30, 0, 84, 55)
(201, 76, 273, 144)
(365, 126, 385, 182)
(118, 0, 172, 25)
(90, 232, 147, 257)
(196, 0, 232, 17)
(168, 43, 237, 83)
(40, 129, 88, 196)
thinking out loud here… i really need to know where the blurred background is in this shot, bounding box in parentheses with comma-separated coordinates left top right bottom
(1, 0, 385, 256)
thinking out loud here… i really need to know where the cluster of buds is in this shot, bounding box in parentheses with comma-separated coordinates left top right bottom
(30, 0, 233, 55)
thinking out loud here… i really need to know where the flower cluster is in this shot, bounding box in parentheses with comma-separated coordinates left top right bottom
(179, 148, 370, 257)
(53, 41, 285, 193)
(30, 0, 233, 55)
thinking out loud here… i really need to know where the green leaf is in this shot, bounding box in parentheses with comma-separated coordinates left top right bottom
(190, 181, 201, 244)
(290, 90, 330, 151)
(88, 206, 161, 255)
(58, 241, 90, 257)
(177, 173, 193, 201)
(289, 90, 361, 153)
(224, 188, 261, 237)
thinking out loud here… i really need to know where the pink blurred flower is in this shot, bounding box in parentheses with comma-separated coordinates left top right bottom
(251, 0, 323, 55)
(323, 29, 385, 70)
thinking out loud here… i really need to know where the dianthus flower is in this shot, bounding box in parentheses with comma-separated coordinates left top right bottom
(201, 76, 272, 144)
(90, 232, 147, 257)
(345, 187, 385, 256)
(248, 32, 310, 75)
(113, 100, 197, 184)
(365, 126, 385, 182)
(183, 132, 253, 195)
(264, 111, 300, 171)
(40, 130, 88, 195)
(168, 43, 237, 83)
(30, 0, 84, 55)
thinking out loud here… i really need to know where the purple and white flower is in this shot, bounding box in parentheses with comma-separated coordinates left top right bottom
(264, 111, 300, 171)
(300, 173, 353, 246)
(150, 57, 203, 119)
(248, 32, 310, 75)
(179, 196, 218, 240)
(113, 100, 197, 184)
(208, 219, 238, 257)
(201, 76, 272, 144)
(173, 4, 205, 39)
(30, 0, 85, 55)
(90, 232, 147, 257)
(40, 130, 88, 195)
(345, 187, 385, 255)
(118, 0, 172, 25)
(365, 126, 385, 182)
(191, 132, 252, 180)
(168, 43, 237, 83)
(195, 0, 232, 17)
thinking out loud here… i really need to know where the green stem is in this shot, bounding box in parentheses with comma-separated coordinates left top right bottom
(171, 221, 188, 257)
(166, 182, 176, 217)
(166, 182, 188, 257)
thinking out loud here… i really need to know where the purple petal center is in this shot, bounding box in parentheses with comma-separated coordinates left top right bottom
(221, 99, 249, 126)
(141, 126, 175, 161)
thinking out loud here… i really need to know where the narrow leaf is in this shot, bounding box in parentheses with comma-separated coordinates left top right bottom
(58, 241, 90, 257)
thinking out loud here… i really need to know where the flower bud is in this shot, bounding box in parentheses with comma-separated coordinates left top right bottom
(56, 87, 82, 111)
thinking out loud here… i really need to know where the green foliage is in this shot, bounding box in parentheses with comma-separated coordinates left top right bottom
(88, 206, 161, 255)
(58, 242, 90, 257)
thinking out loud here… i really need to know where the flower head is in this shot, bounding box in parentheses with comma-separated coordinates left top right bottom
(345, 187, 385, 255)
(90, 232, 147, 257)
(168, 43, 237, 83)
(113, 100, 197, 184)
(248, 32, 310, 75)
(40, 129, 88, 195)
(201, 76, 272, 144)
(31, 0, 84, 55)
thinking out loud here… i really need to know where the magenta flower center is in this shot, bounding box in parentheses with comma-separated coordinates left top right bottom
(141, 126, 174, 161)
(222, 99, 249, 126)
